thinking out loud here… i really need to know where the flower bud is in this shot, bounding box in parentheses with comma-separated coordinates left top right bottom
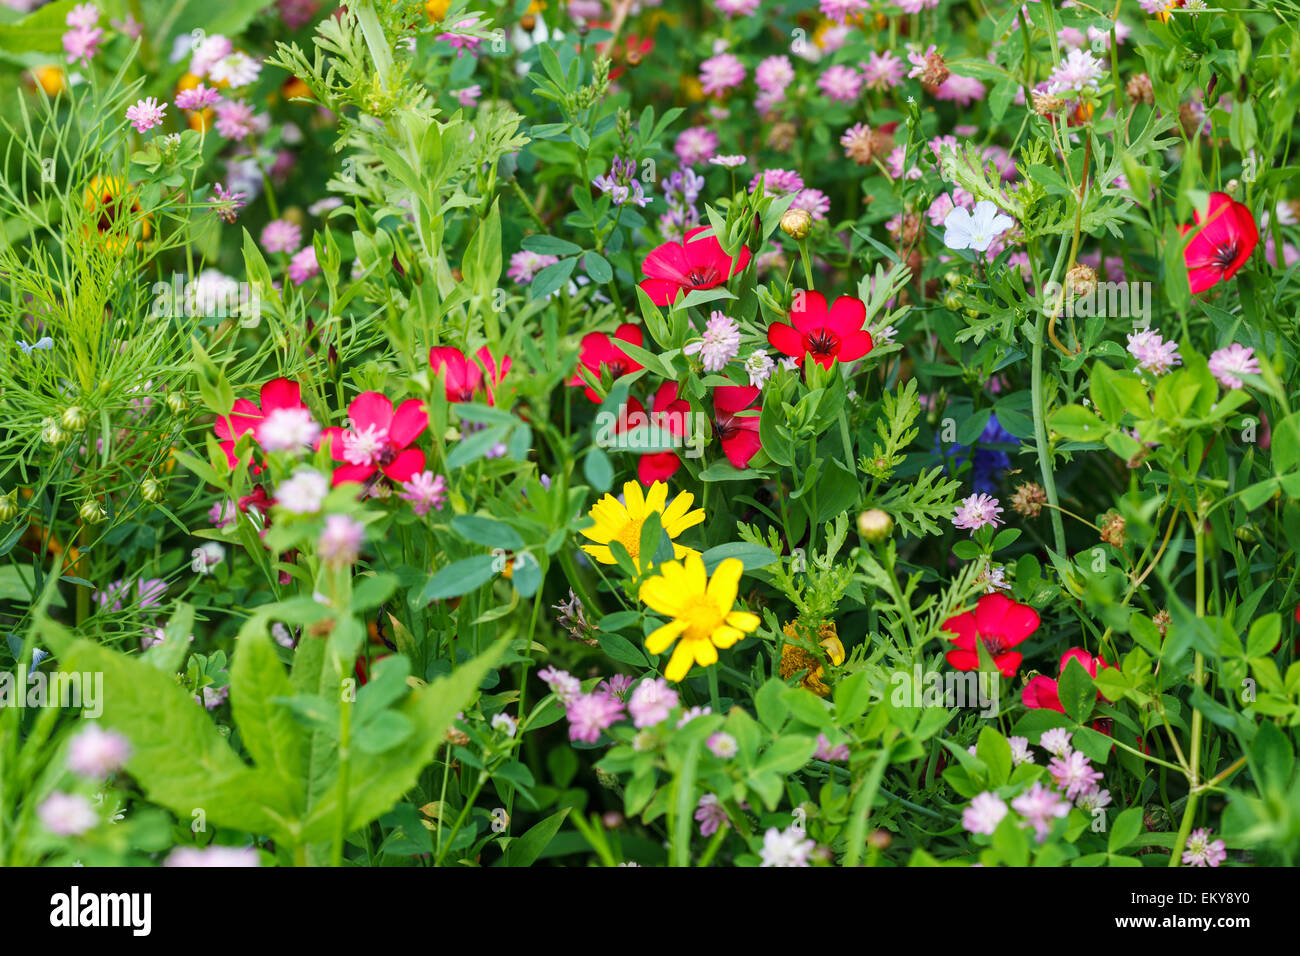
(79, 499, 107, 524)
(857, 509, 893, 543)
(0, 493, 18, 522)
(166, 392, 187, 415)
(1065, 263, 1097, 298)
(61, 406, 87, 430)
(141, 477, 163, 502)
(40, 418, 66, 445)
(780, 207, 813, 240)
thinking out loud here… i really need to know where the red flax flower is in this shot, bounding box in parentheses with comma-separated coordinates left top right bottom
(214, 378, 306, 470)
(1181, 192, 1258, 294)
(942, 592, 1040, 677)
(713, 386, 762, 468)
(618, 382, 691, 485)
(766, 291, 873, 369)
(1022, 648, 1111, 713)
(319, 393, 428, 487)
(571, 323, 645, 402)
(639, 226, 752, 306)
(428, 345, 511, 404)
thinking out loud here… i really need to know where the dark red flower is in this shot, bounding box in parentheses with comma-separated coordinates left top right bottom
(1021, 647, 1112, 713)
(639, 226, 752, 306)
(428, 345, 511, 404)
(571, 323, 645, 402)
(766, 291, 873, 369)
(617, 381, 690, 485)
(942, 592, 1040, 678)
(319, 392, 428, 487)
(713, 385, 762, 469)
(213, 378, 306, 471)
(1181, 191, 1258, 294)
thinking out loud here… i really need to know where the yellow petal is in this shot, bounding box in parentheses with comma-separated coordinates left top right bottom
(706, 557, 742, 611)
(623, 481, 645, 517)
(725, 611, 760, 632)
(581, 544, 615, 565)
(692, 636, 718, 668)
(639, 577, 684, 617)
(646, 618, 688, 655)
(682, 551, 708, 594)
(820, 635, 846, 666)
(660, 489, 695, 526)
(665, 641, 695, 682)
(644, 480, 668, 516)
(711, 625, 745, 649)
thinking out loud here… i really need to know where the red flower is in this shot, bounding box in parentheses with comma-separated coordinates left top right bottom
(428, 345, 511, 404)
(714, 385, 762, 468)
(638, 226, 752, 306)
(319, 392, 428, 487)
(766, 291, 873, 369)
(1021, 647, 1112, 713)
(1181, 191, 1258, 294)
(618, 382, 690, 485)
(942, 592, 1040, 678)
(213, 378, 305, 470)
(571, 323, 645, 402)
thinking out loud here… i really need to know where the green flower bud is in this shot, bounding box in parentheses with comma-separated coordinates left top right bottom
(857, 509, 894, 543)
(61, 405, 87, 430)
(79, 499, 106, 524)
(141, 477, 163, 503)
(0, 493, 18, 522)
(40, 418, 66, 445)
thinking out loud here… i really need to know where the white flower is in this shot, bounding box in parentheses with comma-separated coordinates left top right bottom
(744, 349, 776, 387)
(190, 541, 225, 574)
(276, 468, 330, 514)
(491, 712, 518, 737)
(760, 825, 815, 866)
(1039, 728, 1073, 758)
(943, 200, 1014, 252)
(208, 51, 261, 88)
(257, 406, 320, 453)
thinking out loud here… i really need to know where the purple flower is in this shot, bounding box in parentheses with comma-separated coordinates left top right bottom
(962, 791, 1009, 835)
(213, 98, 257, 140)
(694, 794, 729, 836)
(1182, 827, 1227, 867)
(538, 666, 581, 704)
(318, 514, 364, 567)
(818, 64, 862, 102)
(210, 183, 247, 223)
(674, 126, 719, 166)
(952, 493, 1004, 534)
(288, 246, 319, 285)
(1048, 750, 1103, 800)
(176, 84, 222, 111)
(1127, 329, 1182, 376)
(38, 792, 97, 836)
(399, 471, 447, 516)
(1011, 782, 1071, 842)
(813, 733, 850, 761)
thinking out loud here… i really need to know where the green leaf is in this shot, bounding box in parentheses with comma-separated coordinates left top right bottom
(699, 542, 777, 573)
(1108, 806, 1144, 853)
(583, 250, 613, 284)
(521, 234, 582, 256)
(1058, 656, 1097, 724)
(452, 515, 525, 550)
(421, 555, 499, 601)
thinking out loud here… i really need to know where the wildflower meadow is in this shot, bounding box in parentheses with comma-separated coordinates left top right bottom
(1, 0, 1299, 903)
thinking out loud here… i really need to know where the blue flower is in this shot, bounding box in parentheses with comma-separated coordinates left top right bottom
(935, 413, 1017, 494)
(17, 337, 54, 355)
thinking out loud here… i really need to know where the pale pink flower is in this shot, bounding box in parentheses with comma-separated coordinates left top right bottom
(953, 493, 1004, 533)
(628, 677, 678, 728)
(398, 471, 447, 516)
(962, 791, 1008, 835)
(66, 726, 132, 778)
(126, 97, 167, 133)
(699, 53, 746, 96)
(1208, 343, 1260, 389)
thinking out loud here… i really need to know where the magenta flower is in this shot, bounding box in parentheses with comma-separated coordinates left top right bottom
(1010, 782, 1071, 842)
(66, 726, 132, 778)
(214, 99, 256, 140)
(699, 53, 746, 96)
(818, 64, 862, 102)
(755, 54, 794, 95)
(1182, 828, 1228, 867)
(211, 183, 247, 224)
(694, 794, 729, 836)
(565, 691, 625, 743)
(1048, 750, 1103, 800)
(861, 51, 905, 90)
(398, 471, 447, 516)
(962, 791, 1009, 835)
(1208, 343, 1260, 389)
(288, 246, 319, 285)
(126, 97, 167, 133)
(317, 514, 364, 567)
(62, 26, 104, 64)
(953, 493, 1004, 534)
(628, 677, 678, 728)
(674, 126, 719, 167)
(260, 218, 303, 255)
(176, 84, 221, 111)
(1126, 329, 1182, 376)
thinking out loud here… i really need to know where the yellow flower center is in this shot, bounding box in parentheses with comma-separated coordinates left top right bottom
(616, 518, 645, 562)
(680, 595, 724, 642)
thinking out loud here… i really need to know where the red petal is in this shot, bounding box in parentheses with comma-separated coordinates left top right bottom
(945, 648, 979, 671)
(836, 330, 875, 363)
(721, 427, 761, 468)
(1022, 675, 1063, 712)
(640, 238, 691, 283)
(825, 295, 867, 337)
(714, 384, 760, 415)
(789, 291, 829, 333)
(347, 392, 395, 432)
(941, 610, 978, 648)
(318, 427, 348, 462)
(638, 451, 681, 485)
(767, 321, 804, 359)
(260, 377, 302, 412)
(638, 278, 684, 305)
(331, 463, 375, 486)
(993, 652, 1023, 678)
(383, 447, 426, 483)
(389, 399, 430, 448)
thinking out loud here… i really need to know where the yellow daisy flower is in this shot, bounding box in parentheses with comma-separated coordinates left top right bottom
(779, 620, 845, 697)
(579, 481, 704, 569)
(639, 554, 760, 682)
